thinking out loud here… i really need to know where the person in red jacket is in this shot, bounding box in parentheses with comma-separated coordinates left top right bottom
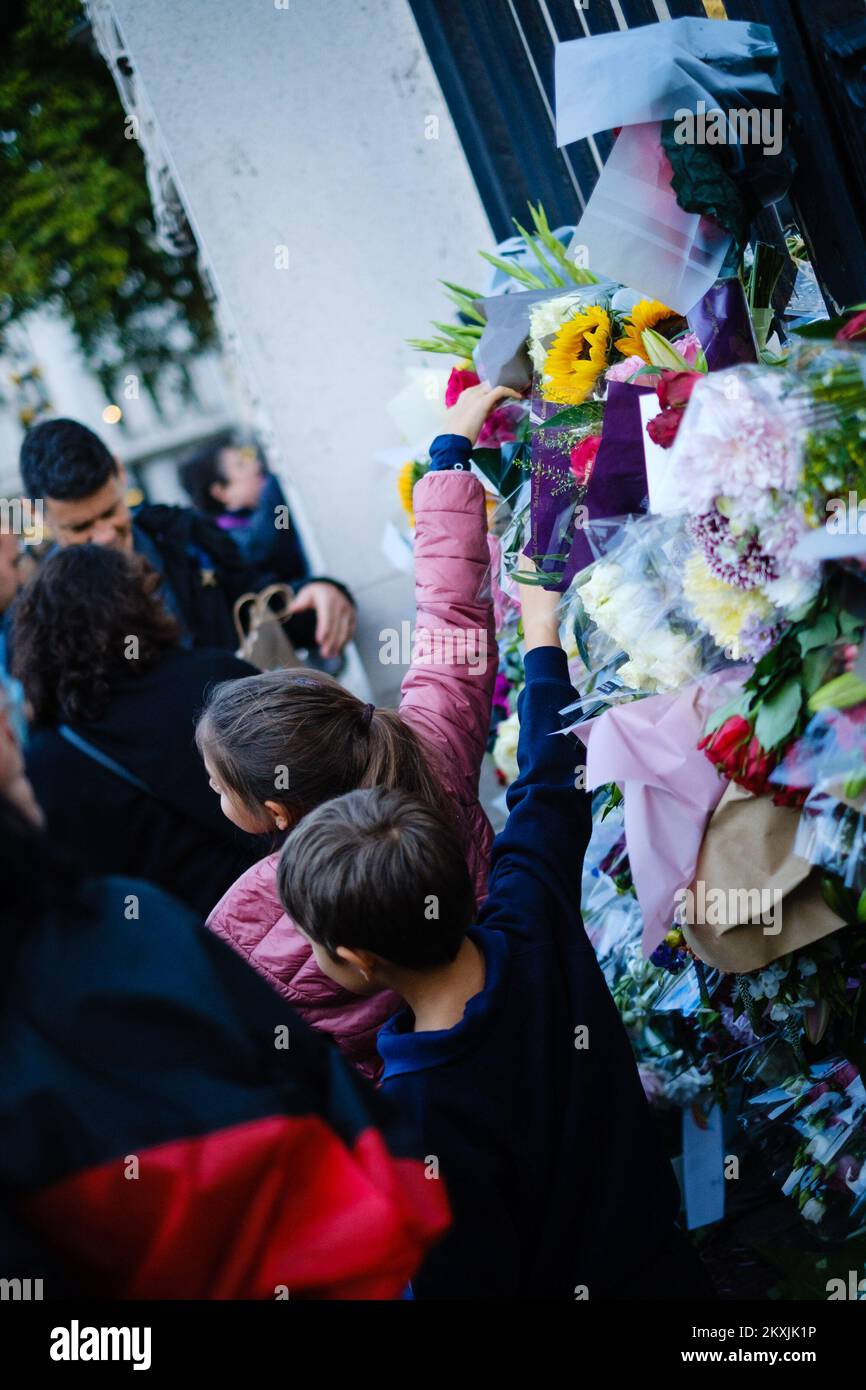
(196, 384, 517, 1078)
(0, 677, 449, 1298)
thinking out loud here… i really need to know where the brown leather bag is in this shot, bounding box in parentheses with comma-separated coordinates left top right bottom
(233, 583, 302, 671)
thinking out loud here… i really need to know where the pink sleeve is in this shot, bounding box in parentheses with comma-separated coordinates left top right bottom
(399, 469, 498, 808)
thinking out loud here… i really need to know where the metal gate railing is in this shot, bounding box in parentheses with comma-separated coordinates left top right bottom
(409, 0, 866, 306)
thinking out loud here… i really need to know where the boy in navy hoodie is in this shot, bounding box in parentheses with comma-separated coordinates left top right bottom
(276, 563, 705, 1300)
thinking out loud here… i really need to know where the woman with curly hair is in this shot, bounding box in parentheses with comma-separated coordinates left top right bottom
(12, 544, 260, 916)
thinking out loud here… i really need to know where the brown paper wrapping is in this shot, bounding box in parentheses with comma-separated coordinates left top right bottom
(681, 781, 845, 974)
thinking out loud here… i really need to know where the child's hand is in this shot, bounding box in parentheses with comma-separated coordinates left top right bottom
(446, 381, 520, 446)
(516, 553, 562, 653)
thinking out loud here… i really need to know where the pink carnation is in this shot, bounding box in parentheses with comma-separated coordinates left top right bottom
(606, 354, 651, 384)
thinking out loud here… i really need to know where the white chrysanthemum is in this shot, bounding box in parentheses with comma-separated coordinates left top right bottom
(492, 710, 520, 786)
(581, 560, 700, 692)
(762, 572, 821, 613)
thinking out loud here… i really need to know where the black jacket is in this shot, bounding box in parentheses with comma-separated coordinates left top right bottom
(24, 646, 263, 918)
(133, 503, 354, 653)
(0, 858, 448, 1298)
(133, 504, 261, 651)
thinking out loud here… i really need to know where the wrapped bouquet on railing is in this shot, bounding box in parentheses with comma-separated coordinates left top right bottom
(387, 146, 866, 1255)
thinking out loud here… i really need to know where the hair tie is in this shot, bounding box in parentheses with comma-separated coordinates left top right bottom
(360, 702, 375, 730)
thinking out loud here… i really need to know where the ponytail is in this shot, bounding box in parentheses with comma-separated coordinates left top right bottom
(196, 669, 454, 831)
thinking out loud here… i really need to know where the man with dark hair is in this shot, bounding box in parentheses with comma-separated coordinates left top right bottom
(277, 565, 705, 1301)
(19, 418, 356, 657)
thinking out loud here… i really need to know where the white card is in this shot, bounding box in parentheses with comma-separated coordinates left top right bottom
(681, 1103, 726, 1230)
(641, 392, 687, 515)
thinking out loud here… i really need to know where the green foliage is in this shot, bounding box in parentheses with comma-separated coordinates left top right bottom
(0, 0, 214, 399)
(753, 675, 802, 752)
(538, 400, 605, 432)
(408, 200, 598, 361)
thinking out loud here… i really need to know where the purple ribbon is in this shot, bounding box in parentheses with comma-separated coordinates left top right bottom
(526, 279, 757, 589)
(688, 279, 757, 371)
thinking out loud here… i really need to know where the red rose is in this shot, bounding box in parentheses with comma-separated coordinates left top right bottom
(830, 1154, 860, 1192)
(445, 366, 480, 407)
(657, 370, 701, 411)
(807, 1082, 831, 1102)
(646, 406, 682, 449)
(569, 434, 602, 485)
(740, 736, 776, 795)
(772, 782, 808, 809)
(699, 716, 780, 794)
(837, 311, 866, 344)
(698, 714, 752, 768)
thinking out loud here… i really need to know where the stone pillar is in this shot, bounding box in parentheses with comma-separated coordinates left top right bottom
(90, 0, 492, 700)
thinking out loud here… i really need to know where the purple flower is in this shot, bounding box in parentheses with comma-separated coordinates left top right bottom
(738, 612, 785, 661)
(687, 511, 778, 590)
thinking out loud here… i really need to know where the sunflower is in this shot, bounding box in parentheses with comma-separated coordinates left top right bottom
(541, 305, 611, 406)
(397, 459, 428, 527)
(614, 299, 680, 363)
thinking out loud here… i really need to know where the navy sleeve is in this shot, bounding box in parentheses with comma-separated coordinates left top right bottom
(428, 434, 472, 471)
(477, 646, 592, 940)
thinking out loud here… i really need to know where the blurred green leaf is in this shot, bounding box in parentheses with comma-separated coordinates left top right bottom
(0, 0, 214, 394)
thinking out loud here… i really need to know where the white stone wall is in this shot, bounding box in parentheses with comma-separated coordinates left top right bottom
(102, 0, 493, 700)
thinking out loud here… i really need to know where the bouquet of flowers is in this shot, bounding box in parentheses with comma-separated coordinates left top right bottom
(741, 1058, 866, 1239)
(393, 195, 866, 1254)
(566, 514, 713, 695)
(658, 342, 866, 660)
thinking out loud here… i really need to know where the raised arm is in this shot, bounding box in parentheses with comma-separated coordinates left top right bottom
(398, 466, 497, 804)
(478, 567, 592, 937)
(399, 384, 517, 805)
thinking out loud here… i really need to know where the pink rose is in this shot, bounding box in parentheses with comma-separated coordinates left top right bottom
(478, 401, 523, 447)
(837, 311, 866, 343)
(445, 367, 480, 407)
(569, 434, 601, 485)
(445, 365, 522, 446)
(674, 331, 704, 366)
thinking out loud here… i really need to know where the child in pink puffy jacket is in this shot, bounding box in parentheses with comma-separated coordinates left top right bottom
(196, 383, 518, 1080)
